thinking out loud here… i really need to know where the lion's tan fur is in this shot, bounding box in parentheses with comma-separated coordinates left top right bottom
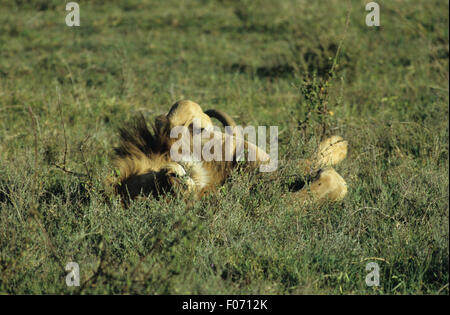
(111, 100, 348, 205)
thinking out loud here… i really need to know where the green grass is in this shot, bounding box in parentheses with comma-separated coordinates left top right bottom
(0, 0, 448, 294)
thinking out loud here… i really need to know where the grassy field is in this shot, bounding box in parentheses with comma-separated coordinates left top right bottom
(0, 0, 448, 294)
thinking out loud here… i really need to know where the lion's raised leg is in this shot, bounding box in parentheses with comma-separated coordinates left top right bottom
(315, 135, 348, 168)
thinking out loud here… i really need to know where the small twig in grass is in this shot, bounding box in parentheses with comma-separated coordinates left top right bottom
(78, 135, 94, 182)
(357, 257, 390, 264)
(26, 105, 39, 199)
(51, 163, 88, 178)
(56, 86, 68, 168)
(31, 210, 66, 275)
(321, 6, 351, 138)
(437, 283, 449, 294)
(328, 7, 351, 79)
(53, 86, 91, 181)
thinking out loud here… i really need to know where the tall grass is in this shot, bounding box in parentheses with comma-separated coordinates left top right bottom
(0, 0, 448, 294)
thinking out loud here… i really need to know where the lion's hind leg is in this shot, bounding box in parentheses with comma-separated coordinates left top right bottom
(291, 167, 348, 205)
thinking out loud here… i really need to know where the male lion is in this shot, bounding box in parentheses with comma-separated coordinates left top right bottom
(111, 100, 348, 205)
